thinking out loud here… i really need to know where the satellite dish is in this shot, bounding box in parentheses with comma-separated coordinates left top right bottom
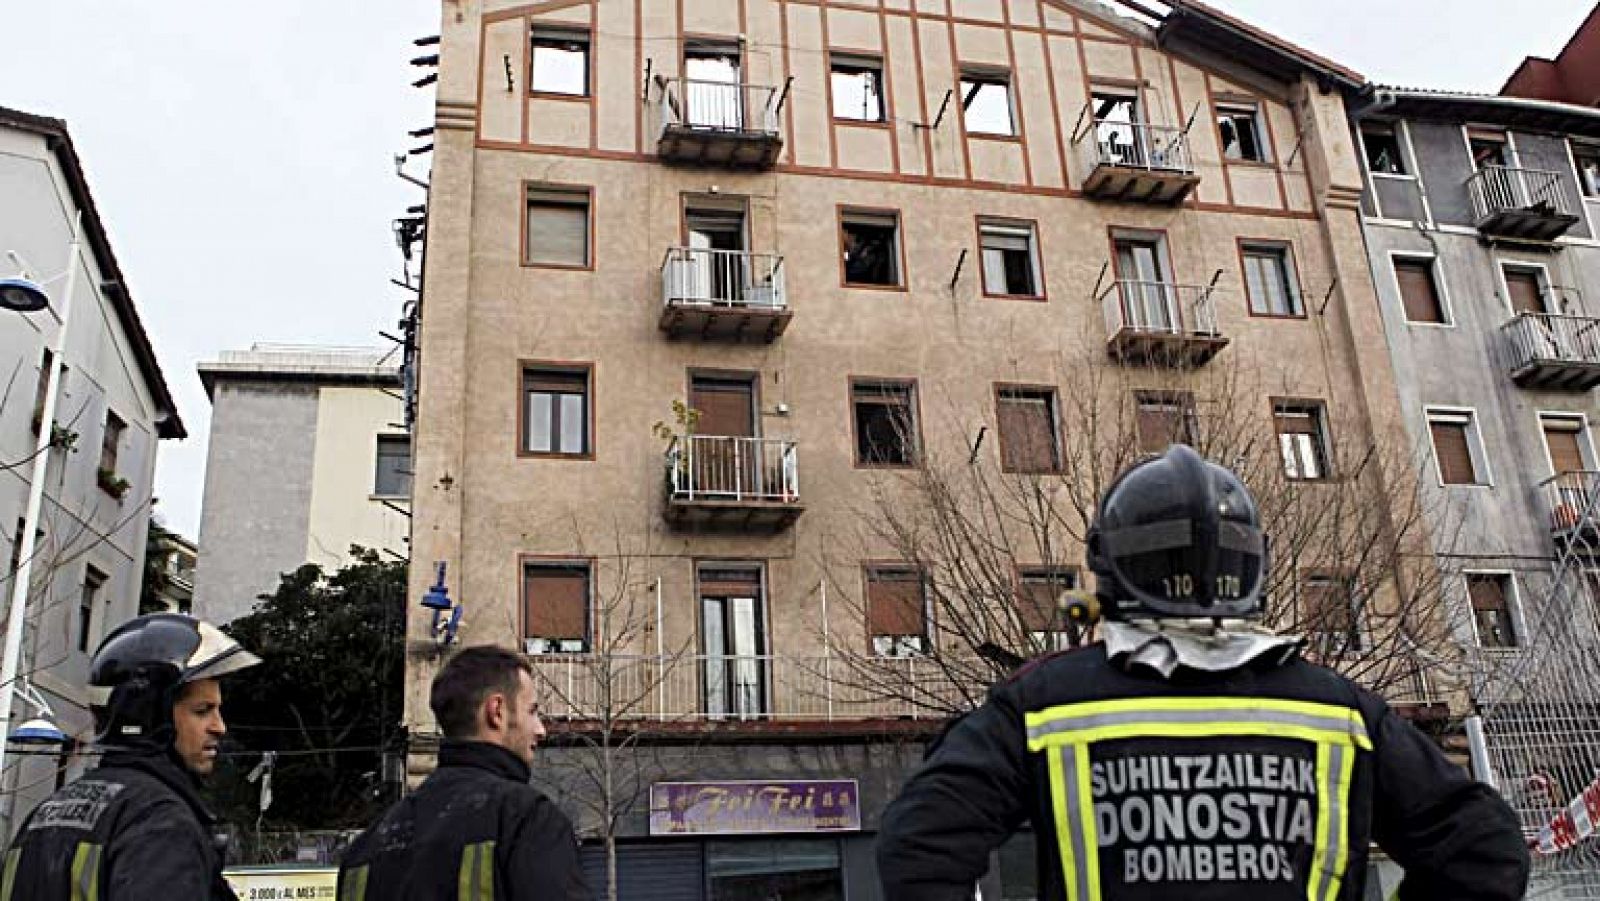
(0, 278, 49, 314)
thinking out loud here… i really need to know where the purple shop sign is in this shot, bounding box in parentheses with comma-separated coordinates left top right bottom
(648, 779, 862, 836)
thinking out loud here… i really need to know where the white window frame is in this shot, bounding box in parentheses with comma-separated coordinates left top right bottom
(1459, 123, 1521, 172)
(1494, 259, 1555, 319)
(1535, 411, 1598, 478)
(1461, 569, 1524, 650)
(1424, 405, 1493, 487)
(1357, 120, 1414, 181)
(1566, 138, 1600, 238)
(1388, 251, 1455, 328)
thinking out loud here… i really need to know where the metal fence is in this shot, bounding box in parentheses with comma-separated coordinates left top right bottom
(666, 435, 799, 503)
(658, 77, 781, 135)
(660, 247, 786, 310)
(1468, 165, 1578, 222)
(1099, 279, 1220, 339)
(1504, 312, 1600, 370)
(1075, 119, 1194, 176)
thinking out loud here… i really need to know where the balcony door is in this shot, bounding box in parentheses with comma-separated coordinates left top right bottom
(689, 375, 760, 497)
(1091, 90, 1143, 167)
(1113, 235, 1175, 332)
(684, 43, 743, 130)
(1504, 266, 1549, 316)
(685, 200, 748, 306)
(701, 567, 767, 720)
(1544, 416, 1595, 522)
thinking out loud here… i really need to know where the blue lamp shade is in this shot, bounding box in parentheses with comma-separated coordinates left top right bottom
(11, 718, 67, 746)
(0, 278, 50, 314)
(421, 561, 452, 611)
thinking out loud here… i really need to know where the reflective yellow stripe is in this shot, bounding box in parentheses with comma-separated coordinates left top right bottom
(458, 841, 495, 900)
(341, 864, 369, 901)
(1032, 699, 1366, 899)
(477, 839, 495, 899)
(1, 848, 21, 901)
(69, 842, 101, 901)
(457, 843, 476, 900)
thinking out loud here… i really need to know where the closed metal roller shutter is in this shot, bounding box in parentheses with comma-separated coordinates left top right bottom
(581, 841, 703, 901)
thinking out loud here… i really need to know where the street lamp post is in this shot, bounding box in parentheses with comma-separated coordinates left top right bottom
(0, 212, 84, 827)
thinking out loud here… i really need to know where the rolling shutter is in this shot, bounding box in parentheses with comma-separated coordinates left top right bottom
(1395, 259, 1444, 323)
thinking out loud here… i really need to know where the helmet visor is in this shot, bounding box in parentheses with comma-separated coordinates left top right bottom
(183, 621, 262, 682)
(1099, 516, 1265, 617)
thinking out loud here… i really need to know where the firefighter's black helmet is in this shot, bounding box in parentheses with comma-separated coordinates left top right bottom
(1087, 444, 1268, 620)
(87, 613, 260, 750)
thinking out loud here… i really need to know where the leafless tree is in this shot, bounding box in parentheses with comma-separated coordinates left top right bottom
(816, 345, 1465, 719)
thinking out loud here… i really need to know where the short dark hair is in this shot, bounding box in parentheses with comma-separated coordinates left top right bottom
(429, 645, 533, 740)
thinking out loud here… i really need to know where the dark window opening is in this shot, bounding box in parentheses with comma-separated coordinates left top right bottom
(840, 210, 901, 287)
(1217, 105, 1265, 162)
(1361, 123, 1408, 175)
(853, 381, 917, 466)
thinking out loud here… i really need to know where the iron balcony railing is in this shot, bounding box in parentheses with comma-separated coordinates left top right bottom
(1541, 470, 1600, 533)
(525, 653, 966, 721)
(658, 76, 782, 136)
(660, 247, 787, 311)
(667, 435, 799, 503)
(1502, 312, 1600, 370)
(1467, 165, 1578, 223)
(1100, 279, 1220, 339)
(1075, 119, 1194, 176)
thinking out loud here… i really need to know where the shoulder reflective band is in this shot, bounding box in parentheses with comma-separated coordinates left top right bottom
(69, 841, 102, 901)
(0, 848, 19, 901)
(458, 840, 496, 901)
(1024, 697, 1370, 901)
(340, 864, 370, 901)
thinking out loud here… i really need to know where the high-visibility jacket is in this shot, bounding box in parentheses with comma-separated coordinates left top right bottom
(337, 740, 589, 901)
(2, 751, 237, 901)
(877, 644, 1530, 901)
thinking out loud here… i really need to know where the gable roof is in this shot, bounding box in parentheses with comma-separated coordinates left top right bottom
(0, 105, 185, 440)
(1157, 0, 1365, 91)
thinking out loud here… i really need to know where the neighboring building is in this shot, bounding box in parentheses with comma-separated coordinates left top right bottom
(405, 0, 1422, 895)
(144, 527, 196, 614)
(1349, 87, 1600, 889)
(193, 345, 408, 623)
(1501, 3, 1600, 107)
(0, 106, 185, 833)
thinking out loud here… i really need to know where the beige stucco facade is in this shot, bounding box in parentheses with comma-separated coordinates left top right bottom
(408, 0, 1406, 717)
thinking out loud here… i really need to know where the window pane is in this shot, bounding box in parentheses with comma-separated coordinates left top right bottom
(981, 224, 1038, 296)
(1362, 126, 1407, 175)
(531, 33, 589, 96)
(1218, 108, 1262, 161)
(841, 214, 900, 286)
(559, 392, 586, 454)
(854, 384, 915, 465)
(526, 190, 590, 267)
(831, 62, 883, 122)
(961, 76, 1014, 135)
(374, 435, 412, 496)
(527, 392, 554, 453)
(1576, 146, 1600, 198)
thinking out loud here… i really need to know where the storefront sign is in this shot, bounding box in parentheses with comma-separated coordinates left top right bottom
(222, 867, 339, 900)
(649, 779, 862, 835)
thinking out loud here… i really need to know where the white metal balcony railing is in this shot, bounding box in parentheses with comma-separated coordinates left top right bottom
(1076, 120, 1194, 176)
(1467, 165, 1579, 223)
(1541, 470, 1600, 533)
(1503, 312, 1600, 369)
(667, 435, 799, 503)
(526, 654, 966, 721)
(661, 247, 787, 311)
(658, 77, 782, 136)
(1100, 279, 1220, 339)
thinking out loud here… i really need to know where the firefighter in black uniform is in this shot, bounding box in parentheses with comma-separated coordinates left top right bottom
(2, 613, 261, 901)
(337, 645, 589, 900)
(878, 444, 1531, 900)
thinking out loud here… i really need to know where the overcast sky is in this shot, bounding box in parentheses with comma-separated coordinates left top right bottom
(0, 0, 1590, 541)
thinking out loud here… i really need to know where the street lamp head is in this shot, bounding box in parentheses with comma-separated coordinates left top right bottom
(10, 717, 67, 747)
(0, 278, 49, 313)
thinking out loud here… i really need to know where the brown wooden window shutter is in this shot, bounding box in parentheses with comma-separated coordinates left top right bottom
(1395, 259, 1444, 323)
(1543, 418, 1586, 475)
(1429, 419, 1477, 484)
(1504, 268, 1544, 316)
(1136, 394, 1193, 454)
(867, 569, 927, 637)
(998, 390, 1060, 473)
(524, 565, 590, 645)
(1018, 570, 1075, 631)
